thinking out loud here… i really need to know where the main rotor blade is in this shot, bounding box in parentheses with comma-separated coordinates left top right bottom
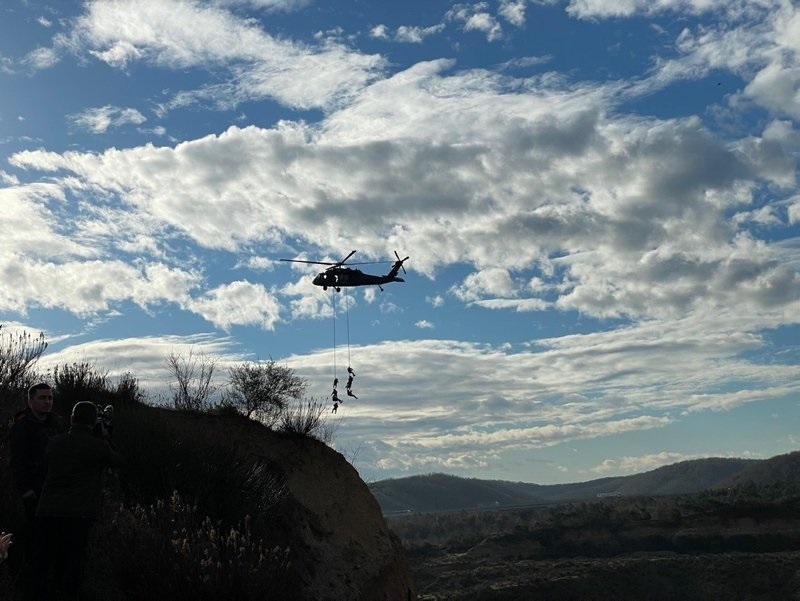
(279, 258, 337, 266)
(339, 250, 357, 265)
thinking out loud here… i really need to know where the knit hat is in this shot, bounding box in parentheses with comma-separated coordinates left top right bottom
(71, 401, 98, 427)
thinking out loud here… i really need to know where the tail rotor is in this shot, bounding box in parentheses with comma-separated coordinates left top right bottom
(394, 250, 409, 274)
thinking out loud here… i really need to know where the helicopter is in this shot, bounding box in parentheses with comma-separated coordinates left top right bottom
(280, 250, 409, 292)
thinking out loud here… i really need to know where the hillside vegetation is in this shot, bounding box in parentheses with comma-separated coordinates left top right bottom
(0, 328, 415, 601)
(392, 477, 800, 600)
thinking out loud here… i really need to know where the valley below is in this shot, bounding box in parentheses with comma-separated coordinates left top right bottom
(388, 481, 800, 600)
(410, 549, 800, 600)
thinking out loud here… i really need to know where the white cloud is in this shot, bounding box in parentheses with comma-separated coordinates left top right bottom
(67, 0, 385, 111)
(363, 288, 378, 305)
(281, 276, 334, 320)
(415, 319, 434, 329)
(215, 0, 312, 11)
(499, 0, 527, 27)
(407, 415, 672, 453)
(566, 0, 729, 19)
(0, 184, 91, 262)
(471, 298, 549, 311)
(732, 206, 782, 227)
(0, 171, 20, 185)
(12, 2, 793, 332)
(427, 295, 445, 308)
(90, 40, 142, 67)
(68, 106, 147, 134)
(451, 268, 518, 302)
(139, 125, 167, 136)
(10, 55, 800, 322)
(370, 24, 389, 39)
(187, 280, 281, 330)
(22, 47, 59, 70)
(789, 200, 800, 225)
(744, 62, 800, 120)
(631, 3, 800, 123)
(0, 257, 199, 316)
(447, 3, 504, 41)
(237, 256, 277, 271)
(591, 451, 705, 474)
(37, 333, 243, 396)
(498, 55, 552, 70)
(0, 54, 14, 74)
(394, 24, 446, 44)
(589, 449, 765, 475)
(356, 23, 445, 44)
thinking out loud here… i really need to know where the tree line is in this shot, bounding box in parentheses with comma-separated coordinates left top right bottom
(0, 325, 328, 438)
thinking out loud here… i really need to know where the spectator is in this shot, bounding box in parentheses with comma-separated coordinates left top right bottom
(31, 401, 122, 600)
(9, 383, 67, 525)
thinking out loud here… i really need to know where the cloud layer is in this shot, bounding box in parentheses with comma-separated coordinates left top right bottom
(2, 0, 799, 481)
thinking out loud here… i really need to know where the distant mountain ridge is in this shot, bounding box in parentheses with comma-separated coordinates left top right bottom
(369, 451, 800, 514)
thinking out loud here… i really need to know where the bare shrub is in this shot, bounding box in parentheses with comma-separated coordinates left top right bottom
(0, 326, 47, 406)
(226, 360, 306, 425)
(167, 349, 218, 411)
(116, 371, 145, 405)
(52, 361, 110, 405)
(97, 491, 292, 601)
(278, 398, 332, 442)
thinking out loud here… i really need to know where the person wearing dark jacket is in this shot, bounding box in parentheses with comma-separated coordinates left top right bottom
(9, 384, 67, 525)
(30, 401, 122, 600)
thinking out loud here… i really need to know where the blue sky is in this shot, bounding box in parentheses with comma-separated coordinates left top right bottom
(2, 0, 800, 484)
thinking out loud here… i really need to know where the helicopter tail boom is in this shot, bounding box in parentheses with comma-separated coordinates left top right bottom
(386, 251, 409, 279)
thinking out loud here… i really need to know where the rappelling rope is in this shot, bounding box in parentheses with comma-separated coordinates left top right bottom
(331, 288, 337, 379)
(345, 288, 352, 368)
(331, 289, 355, 412)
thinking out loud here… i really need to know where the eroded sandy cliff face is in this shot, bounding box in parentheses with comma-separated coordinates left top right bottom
(144, 406, 416, 600)
(257, 431, 417, 601)
(173, 410, 416, 601)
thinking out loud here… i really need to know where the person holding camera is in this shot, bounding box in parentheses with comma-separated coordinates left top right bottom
(29, 401, 122, 600)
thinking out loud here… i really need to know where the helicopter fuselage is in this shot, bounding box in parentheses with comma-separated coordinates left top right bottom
(313, 267, 404, 290)
(280, 250, 408, 291)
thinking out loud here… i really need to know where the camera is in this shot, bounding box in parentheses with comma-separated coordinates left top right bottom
(93, 404, 114, 438)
